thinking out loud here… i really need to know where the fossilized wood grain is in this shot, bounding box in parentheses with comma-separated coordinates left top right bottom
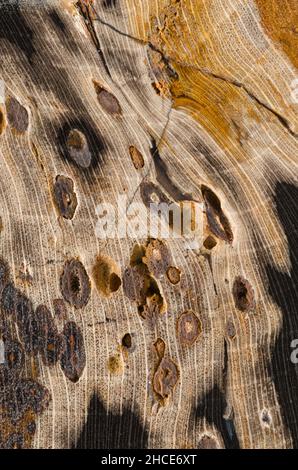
(0, 0, 297, 449)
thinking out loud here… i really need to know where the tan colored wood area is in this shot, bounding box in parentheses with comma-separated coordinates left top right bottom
(0, 0, 297, 449)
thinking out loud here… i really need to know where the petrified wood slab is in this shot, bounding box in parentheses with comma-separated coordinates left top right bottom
(0, 0, 297, 449)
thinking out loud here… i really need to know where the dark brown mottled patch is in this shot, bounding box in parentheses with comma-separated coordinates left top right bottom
(166, 266, 181, 284)
(1, 283, 18, 316)
(0, 338, 24, 386)
(129, 145, 144, 170)
(143, 239, 172, 278)
(226, 319, 236, 339)
(92, 254, 121, 297)
(153, 356, 179, 400)
(6, 96, 29, 133)
(0, 258, 9, 292)
(232, 276, 255, 312)
(93, 80, 122, 115)
(53, 175, 78, 220)
(36, 304, 64, 366)
(60, 321, 86, 382)
(60, 259, 91, 309)
(201, 185, 233, 243)
(177, 310, 202, 346)
(122, 333, 134, 351)
(203, 235, 217, 250)
(53, 298, 67, 320)
(66, 129, 92, 168)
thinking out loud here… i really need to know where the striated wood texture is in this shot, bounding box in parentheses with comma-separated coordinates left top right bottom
(0, 0, 297, 449)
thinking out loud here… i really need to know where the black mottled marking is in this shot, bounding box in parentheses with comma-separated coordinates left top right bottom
(57, 118, 105, 173)
(201, 185, 233, 243)
(0, 339, 24, 386)
(75, 393, 148, 449)
(194, 385, 240, 449)
(0, 0, 35, 63)
(150, 138, 193, 202)
(103, 0, 117, 7)
(48, 10, 66, 33)
(53, 175, 78, 220)
(60, 259, 91, 309)
(1, 379, 51, 422)
(266, 182, 298, 447)
(0, 258, 9, 292)
(60, 321, 86, 383)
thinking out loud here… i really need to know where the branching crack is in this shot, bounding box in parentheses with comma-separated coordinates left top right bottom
(76, 1, 112, 78)
(89, 8, 297, 139)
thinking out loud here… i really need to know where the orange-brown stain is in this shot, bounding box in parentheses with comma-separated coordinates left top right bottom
(255, 0, 298, 69)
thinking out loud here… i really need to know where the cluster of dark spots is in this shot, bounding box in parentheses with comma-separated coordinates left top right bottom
(92, 254, 121, 297)
(36, 305, 65, 366)
(60, 322, 86, 382)
(232, 276, 255, 312)
(201, 185, 233, 243)
(93, 80, 122, 115)
(226, 319, 236, 339)
(53, 298, 67, 320)
(143, 238, 172, 278)
(123, 265, 166, 321)
(0, 379, 51, 424)
(203, 235, 217, 250)
(5, 96, 29, 134)
(60, 259, 91, 308)
(66, 129, 92, 168)
(53, 175, 78, 220)
(177, 310, 202, 347)
(166, 266, 181, 284)
(0, 338, 24, 386)
(129, 145, 144, 170)
(123, 244, 167, 321)
(15, 379, 51, 416)
(0, 258, 53, 447)
(152, 338, 179, 402)
(57, 118, 105, 174)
